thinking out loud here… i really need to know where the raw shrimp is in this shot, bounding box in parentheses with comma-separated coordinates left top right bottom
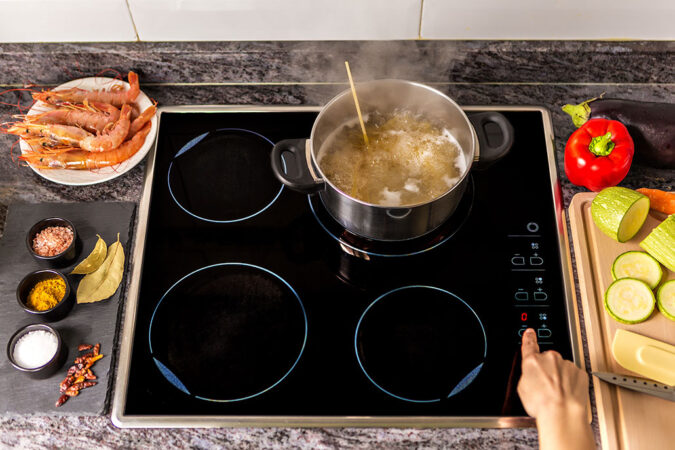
(6, 104, 131, 152)
(32, 71, 140, 108)
(21, 122, 152, 170)
(79, 104, 131, 152)
(127, 104, 156, 139)
(24, 101, 120, 134)
(5, 122, 92, 147)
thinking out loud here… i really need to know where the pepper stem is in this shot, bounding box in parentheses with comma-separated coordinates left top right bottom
(561, 94, 604, 128)
(588, 132, 615, 157)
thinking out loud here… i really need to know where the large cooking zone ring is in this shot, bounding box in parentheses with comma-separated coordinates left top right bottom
(355, 286, 487, 403)
(149, 263, 307, 402)
(167, 128, 284, 223)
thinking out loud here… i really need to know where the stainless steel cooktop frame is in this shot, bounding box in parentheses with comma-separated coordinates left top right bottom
(111, 105, 580, 428)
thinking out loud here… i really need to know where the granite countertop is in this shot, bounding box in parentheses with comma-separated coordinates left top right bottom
(0, 41, 673, 449)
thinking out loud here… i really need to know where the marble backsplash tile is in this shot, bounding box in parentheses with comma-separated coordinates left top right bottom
(0, 41, 673, 86)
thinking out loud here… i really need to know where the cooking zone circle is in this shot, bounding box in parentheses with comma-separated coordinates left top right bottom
(309, 176, 475, 258)
(149, 263, 307, 402)
(355, 286, 486, 403)
(168, 128, 283, 223)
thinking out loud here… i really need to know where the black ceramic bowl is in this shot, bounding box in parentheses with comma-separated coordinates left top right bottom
(17, 269, 74, 322)
(26, 217, 79, 267)
(6, 323, 66, 379)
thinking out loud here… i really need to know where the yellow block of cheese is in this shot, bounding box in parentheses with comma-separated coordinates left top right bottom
(612, 329, 675, 386)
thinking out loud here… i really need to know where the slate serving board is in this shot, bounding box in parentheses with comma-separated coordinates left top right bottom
(0, 202, 135, 415)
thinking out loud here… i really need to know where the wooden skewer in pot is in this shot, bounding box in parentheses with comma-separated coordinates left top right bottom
(345, 61, 369, 199)
(345, 61, 369, 146)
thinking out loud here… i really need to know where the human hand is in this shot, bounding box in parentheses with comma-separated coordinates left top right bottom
(517, 328, 594, 450)
(517, 328, 588, 419)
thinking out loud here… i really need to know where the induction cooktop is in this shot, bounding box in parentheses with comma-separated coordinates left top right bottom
(112, 105, 580, 427)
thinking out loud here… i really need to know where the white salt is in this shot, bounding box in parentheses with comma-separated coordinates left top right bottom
(13, 330, 58, 369)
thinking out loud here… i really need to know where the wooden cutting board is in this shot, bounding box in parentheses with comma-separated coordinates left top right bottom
(569, 193, 675, 450)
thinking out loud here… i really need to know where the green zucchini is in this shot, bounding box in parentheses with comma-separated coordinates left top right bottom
(657, 280, 675, 322)
(604, 278, 655, 324)
(640, 215, 675, 272)
(612, 251, 663, 290)
(591, 187, 650, 243)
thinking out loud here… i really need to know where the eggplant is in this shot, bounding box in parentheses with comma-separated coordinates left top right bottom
(562, 97, 675, 169)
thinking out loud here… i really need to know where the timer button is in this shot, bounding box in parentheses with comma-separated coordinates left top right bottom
(511, 256, 526, 266)
(530, 256, 544, 266)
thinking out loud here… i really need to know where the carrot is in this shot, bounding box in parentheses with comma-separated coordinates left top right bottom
(637, 188, 675, 215)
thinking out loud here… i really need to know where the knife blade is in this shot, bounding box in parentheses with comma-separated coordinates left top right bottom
(593, 371, 675, 402)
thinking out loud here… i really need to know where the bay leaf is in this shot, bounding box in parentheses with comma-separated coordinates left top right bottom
(76, 233, 125, 304)
(70, 234, 107, 274)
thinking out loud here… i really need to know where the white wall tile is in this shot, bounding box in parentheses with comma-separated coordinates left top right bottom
(421, 0, 675, 40)
(127, 0, 420, 41)
(0, 0, 137, 42)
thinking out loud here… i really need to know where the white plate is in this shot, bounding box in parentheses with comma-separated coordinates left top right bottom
(20, 76, 158, 186)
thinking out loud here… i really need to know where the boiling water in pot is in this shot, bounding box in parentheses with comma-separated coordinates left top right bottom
(317, 110, 466, 207)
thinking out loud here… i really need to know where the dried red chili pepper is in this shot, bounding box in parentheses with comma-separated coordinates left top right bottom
(564, 118, 634, 192)
(55, 343, 104, 407)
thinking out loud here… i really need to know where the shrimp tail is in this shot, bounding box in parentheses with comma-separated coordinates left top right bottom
(127, 104, 156, 139)
(126, 71, 140, 103)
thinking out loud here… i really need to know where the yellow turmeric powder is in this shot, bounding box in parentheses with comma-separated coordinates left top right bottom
(26, 277, 66, 311)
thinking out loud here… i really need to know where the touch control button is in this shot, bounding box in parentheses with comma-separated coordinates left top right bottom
(534, 291, 548, 301)
(518, 328, 528, 337)
(511, 256, 526, 266)
(530, 256, 544, 266)
(527, 222, 539, 232)
(537, 328, 552, 338)
(515, 291, 529, 301)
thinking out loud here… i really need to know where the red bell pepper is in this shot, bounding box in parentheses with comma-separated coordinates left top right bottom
(564, 118, 634, 192)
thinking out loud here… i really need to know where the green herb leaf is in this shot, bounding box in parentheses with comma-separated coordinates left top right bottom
(70, 234, 107, 275)
(76, 233, 125, 304)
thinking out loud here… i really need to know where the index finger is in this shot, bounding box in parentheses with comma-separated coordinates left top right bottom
(521, 328, 540, 359)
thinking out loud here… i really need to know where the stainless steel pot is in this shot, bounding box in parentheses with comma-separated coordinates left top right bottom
(271, 80, 513, 241)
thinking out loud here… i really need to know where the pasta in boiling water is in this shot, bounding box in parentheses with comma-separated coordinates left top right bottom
(317, 110, 466, 206)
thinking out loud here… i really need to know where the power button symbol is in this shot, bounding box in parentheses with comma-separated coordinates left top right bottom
(527, 222, 539, 233)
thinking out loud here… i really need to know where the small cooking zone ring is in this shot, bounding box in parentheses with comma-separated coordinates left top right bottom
(149, 263, 307, 402)
(167, 128, 284, 223)
(355, 285, 487, 403)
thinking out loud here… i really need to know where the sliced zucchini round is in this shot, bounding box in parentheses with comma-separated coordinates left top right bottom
(604, 278, 655, 324)
(640, 215, 675, 273)
(591, 187, 650, 243)
(611, 251, 663, 289)
(657, 280, 675, 322)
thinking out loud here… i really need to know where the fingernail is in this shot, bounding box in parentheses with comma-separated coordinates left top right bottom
(524, 328, 534, 335)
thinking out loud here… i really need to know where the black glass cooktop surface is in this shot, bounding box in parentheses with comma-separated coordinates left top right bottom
(116, 107, 576, 425)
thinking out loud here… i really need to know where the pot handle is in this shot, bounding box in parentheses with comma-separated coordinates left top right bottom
(271, 139, 326, 193)
(468, 112, 514, 170)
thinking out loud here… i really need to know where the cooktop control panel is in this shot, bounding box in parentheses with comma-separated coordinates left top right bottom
(508, 221, 556, 345)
